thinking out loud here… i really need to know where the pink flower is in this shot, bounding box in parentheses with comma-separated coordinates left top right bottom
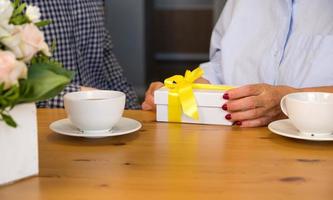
(2, 24, 51, 62)
(0, 51, 27, 89)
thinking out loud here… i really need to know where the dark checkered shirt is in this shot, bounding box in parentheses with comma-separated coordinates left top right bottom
(23, 0, 140, 109)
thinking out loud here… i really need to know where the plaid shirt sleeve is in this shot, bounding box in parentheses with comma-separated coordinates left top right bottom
(25, 0, 140, 109)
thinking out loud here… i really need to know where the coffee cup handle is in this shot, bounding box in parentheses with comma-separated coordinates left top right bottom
(280, 95, 289, 117)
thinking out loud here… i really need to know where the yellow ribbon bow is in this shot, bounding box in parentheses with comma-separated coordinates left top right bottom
(164, 67, 234, 122)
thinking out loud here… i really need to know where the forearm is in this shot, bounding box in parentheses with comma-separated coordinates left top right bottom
(299, 86, 333, 93)
(277, 85, 333, 99)
(195, 77, 211, 84)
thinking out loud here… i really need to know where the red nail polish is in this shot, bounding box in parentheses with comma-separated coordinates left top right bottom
(222, 104, 228, 111)
(223, 93, 229, 100)
(236, 121, 242, 126)
(225, 114, 232, 120)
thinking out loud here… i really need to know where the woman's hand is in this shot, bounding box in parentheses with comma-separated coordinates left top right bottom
(142, 82, 164, 111)
(223, 84, 298, 127)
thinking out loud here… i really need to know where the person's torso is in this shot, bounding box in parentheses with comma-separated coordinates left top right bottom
(220, 0, 333, 87)
(23, 0, 109, 88)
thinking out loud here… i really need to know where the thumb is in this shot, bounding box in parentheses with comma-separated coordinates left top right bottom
(141, 82, 164, 111)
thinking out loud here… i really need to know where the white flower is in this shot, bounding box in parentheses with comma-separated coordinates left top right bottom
(0, 0, 14, 25)
(0, 0, 14, 38)
(1, 23, 51, 62)
(0, 50, 27, 89)
(26, 5, 41, 23)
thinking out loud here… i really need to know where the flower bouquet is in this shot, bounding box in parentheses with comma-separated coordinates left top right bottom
(0, 0, 72, 127)
(0, 0, 72, 185)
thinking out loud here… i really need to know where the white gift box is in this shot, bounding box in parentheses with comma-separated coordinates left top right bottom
(155, 87, 232, 125)
(0, 103, 39, 186)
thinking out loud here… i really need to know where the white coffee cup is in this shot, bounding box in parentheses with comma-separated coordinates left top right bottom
(280, 92, 333, 136)
(64, 90, 126, 134)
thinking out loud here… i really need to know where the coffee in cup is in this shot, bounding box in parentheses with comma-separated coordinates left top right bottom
(280, 92, 333, 136)
(64, 90, 126, 134)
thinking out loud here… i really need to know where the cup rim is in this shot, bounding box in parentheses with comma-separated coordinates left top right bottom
(64, 90, 125, 102)
(286, 92, 333, 104)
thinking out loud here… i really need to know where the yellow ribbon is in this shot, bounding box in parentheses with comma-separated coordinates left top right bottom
(164, 67, 234, 122)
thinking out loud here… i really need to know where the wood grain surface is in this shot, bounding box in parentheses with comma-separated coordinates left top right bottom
(0, 109, 332, 200)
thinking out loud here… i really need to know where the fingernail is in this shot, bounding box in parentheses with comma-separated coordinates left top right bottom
(232, 121, 242, 126)
(235, 121, 242, 126)
(222, 104, 228, 111)
(223, 93, 229, 100)
(142, 103, 151, 110)
(225, 114, 232, 120)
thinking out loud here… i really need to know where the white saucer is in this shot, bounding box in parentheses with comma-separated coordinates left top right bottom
(49, 117, 142, 138)
(268, 119, 333, 141)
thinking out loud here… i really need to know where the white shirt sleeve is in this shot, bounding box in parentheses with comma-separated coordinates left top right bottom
(201, 1, 235, 85)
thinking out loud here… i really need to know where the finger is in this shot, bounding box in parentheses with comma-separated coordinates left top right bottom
(228, 107, 267, 122)
(236, 106, 283, 127)
(266, 105, 284, 118)
(142, 94, 155, 108)
(142, 101, 153, 111)
(240, 116, 272, 127)
(145, 82, 164, 97)
(145, 82, 164, 102)
(226, 84, 262, 100)
(226, 96, 264, 112)
(142, 82, 164, 111)
(230, 105, 282, 122)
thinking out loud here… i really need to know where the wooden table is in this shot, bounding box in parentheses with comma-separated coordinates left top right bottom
(0, 109, 333, 200)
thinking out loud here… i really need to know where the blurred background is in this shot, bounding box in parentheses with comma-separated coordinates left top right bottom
(105, 0, 226, 99)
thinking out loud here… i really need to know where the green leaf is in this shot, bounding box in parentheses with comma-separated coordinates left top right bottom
(0, 83, 4, 93)
(19, 62, 73, 103)
(30, 53, 49, 64)
(51, 40, 57, 53)
(35, 20, 52, 28)
(1, 113, 17, 128)
(4, 85, 17, 97)
(9, 0, 30, 25)
(10, 15, 30, 25)
(0, 85, 20, 109)
(12, 3, 26, 17)
(12, 0, 20, 8)
(0, 98, 9, 107)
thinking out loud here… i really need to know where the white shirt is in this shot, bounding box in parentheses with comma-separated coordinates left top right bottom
(201, 0, 333, 88)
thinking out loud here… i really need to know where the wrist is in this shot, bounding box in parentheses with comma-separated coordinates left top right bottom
(195, 77, 210, 84)
(276, 85, 299, 100)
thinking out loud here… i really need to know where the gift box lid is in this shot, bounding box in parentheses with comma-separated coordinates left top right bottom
(154, 87, 228, 108)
